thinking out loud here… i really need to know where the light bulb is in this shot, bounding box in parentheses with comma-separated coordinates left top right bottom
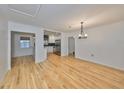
(84, 33, 88, 37)
(78, 34, 82, 37)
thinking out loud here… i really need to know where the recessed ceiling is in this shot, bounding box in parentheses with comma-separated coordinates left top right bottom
(8, 4, 41, 17)
(5, 4, 124, 32)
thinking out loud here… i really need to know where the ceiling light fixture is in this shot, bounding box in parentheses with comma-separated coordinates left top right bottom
(78, 22, 88, 39)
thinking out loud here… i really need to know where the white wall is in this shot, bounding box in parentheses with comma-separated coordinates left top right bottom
(8, 21, 47, 70)
(66, 21, 124, 70)
(11, 33, 34, 57)
(61, 32, 68, 56)
(0, 17, 8, 81)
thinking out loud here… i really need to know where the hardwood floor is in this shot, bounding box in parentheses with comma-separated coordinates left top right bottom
(0, 54, 124, 89)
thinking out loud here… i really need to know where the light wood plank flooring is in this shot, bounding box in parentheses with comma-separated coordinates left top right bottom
(0, 54, 124, 89)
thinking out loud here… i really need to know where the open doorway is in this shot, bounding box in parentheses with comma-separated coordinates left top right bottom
(44, 31, 61, 56)
(11, 31, 35, 68)
(68, 37, 75, 57)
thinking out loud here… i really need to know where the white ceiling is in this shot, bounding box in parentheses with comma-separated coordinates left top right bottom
(2, 4, 124, 32)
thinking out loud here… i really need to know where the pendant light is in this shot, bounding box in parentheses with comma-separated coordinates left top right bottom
(78, 22, 88, 39)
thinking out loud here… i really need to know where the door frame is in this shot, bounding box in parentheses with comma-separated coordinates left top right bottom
(68, 36, 75, 57)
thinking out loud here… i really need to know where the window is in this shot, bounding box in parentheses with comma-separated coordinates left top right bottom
(20, 37, 30, 48)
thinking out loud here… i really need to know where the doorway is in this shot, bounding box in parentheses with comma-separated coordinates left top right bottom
(11, 31, 35, 68)
(68, 37, 75, 57)
(44, 30, 61, 56)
